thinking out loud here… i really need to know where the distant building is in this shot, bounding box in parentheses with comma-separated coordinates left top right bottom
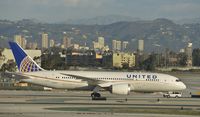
(122, 53, 135, 67)
(112, 40, 121, 51)
(27, 42, 38, 49)
(112, 40, 117, 51)
(49, 39, 55, 47)
(21, 37, 27, 49)
(79, 46, 90, 50)
(14, 35, 27, 49)
(179, 49, 185, 53)
(66, 50, 99, 66)
(93, 37, 105, 50)
(41, 33, 48, 48)
(32, 42, 38, 49)
(138, 39, 144, 52)
(164, 51, 183, 67)
(63, 35, 71, 48)
(112, 53, 122, 68)
(72, 44, 80, 50)
(122, 41, 129, 51)
(14, 35, 22, 45)
(61, 44, 65, 49)
(103, 52, 135, 68)
(116, 41, 121, 51)
(69, 44, 89, 50)
(103, 45, 110, 51)
(93, 41, 100, 49)
(113, 52, 135, 68)
(185, 43, 192, 67)
(0, 55, 4, 69)
(98, 37, 105, 49)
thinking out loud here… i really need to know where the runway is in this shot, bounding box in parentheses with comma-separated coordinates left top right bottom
(0, 90, 200, 117)
(0, 72, 200, 117)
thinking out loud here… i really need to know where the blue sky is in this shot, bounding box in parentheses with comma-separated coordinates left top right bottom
(0, 0, 200, 22)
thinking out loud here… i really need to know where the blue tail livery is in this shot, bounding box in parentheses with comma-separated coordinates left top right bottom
(9, 42, 43, 72)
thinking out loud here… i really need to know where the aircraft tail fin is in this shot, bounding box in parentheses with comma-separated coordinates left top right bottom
(9, 41, 44, 72)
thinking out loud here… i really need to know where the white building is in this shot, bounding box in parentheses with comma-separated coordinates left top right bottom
(63, 35, 71, 48)
(14, 35, 27, 49)
(49, 39, 55, 47)
(122, 41, 129, 51)
(98, 37, 105, 49)
(138, 39, 144, 51)
(93, 37, 105, 50)
(112, 40, 121, 51)
(185, 43, 193, 67)
(113, 52, 135, 68)
(42, 33, 48, 48)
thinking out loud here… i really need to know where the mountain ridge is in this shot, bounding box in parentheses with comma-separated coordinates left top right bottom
(0, 18, 200, 52)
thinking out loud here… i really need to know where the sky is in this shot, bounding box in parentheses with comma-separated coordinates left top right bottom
(0, 0, 200, 23)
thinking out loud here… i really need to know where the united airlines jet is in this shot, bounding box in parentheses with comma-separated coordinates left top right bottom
(9, 42, 186, 98)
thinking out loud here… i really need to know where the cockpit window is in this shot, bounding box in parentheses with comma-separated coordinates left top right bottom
(176, 79, 181, 82)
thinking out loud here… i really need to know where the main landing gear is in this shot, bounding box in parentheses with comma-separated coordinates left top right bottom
(91, 92, 106, 100)
(91, 86, 106, 100)
(91, 92, 101, 98)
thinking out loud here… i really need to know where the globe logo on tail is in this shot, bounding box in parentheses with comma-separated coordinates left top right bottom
(20, 56, 42, 72)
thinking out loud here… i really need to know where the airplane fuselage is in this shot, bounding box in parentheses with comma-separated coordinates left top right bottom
(20, 71, 186, 92)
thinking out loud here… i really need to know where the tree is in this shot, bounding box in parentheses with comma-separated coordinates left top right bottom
(122, 62, 129, 69)
(0, 61, 17, 72)
(41, 47, 68, 70)
(41, 53, 66, 70)
(179, 53, 187, 66)
(140, 54, 156, 71)
(192, 48, 200, 66)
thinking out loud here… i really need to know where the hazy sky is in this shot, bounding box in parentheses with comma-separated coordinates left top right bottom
(0, 0, 200, 22)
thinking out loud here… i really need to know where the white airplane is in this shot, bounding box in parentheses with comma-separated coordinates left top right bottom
(9, 42, 186, 98)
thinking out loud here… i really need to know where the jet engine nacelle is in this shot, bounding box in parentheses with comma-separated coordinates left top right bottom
(110, 83, 131, 95)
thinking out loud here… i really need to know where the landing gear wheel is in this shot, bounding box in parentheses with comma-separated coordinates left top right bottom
(91, 93, 94, 97)
(91, 92, 106, 100)
(91, 93, 101, 98)
(94, 93, 101, 97)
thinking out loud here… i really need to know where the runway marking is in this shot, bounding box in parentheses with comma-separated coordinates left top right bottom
(1, 101, 200, 108)
(45, 107, 200, 116)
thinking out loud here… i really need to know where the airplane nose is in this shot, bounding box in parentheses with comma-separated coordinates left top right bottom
(180, 82, 186, 90)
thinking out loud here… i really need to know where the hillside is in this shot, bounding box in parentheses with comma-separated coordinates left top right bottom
(0, 19, 200, 52)
(64, 15, 140, 25)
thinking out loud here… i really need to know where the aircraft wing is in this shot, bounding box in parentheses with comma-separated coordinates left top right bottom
(60, 73, 107, 86)
(60, 73, 121, 88)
